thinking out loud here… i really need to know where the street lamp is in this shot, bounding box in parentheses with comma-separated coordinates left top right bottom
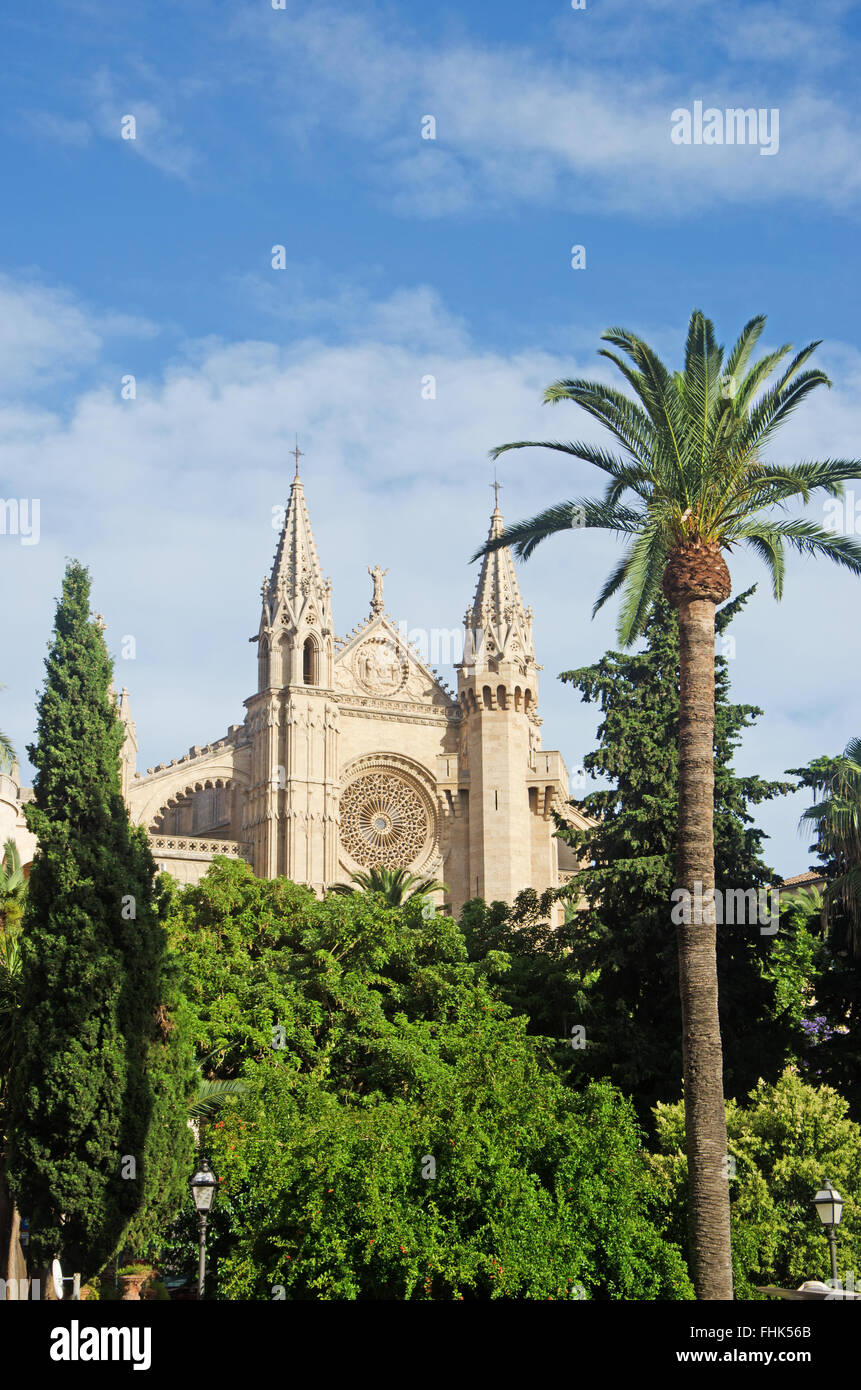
(813, 1181, 844, 1284)
(189, 1158, 217, 1298)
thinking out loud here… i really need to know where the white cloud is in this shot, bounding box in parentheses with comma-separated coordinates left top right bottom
(17, 1, 861, 212)
(0, 276, 160, 396)
(3, 277, 860, 875)
(87, 69, 197, 181)
(18, 111, 92, 147)
(234, 272, 473, 354)
(232, 3, 861, 217)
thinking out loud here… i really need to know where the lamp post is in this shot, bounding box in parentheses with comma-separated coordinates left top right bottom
(813, 1181, 844, 1285)
(189, 1158, 217, 1298)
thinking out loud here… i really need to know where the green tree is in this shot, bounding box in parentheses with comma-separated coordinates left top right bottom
(459, 887, 584, 1045)
(159, 860, 691, 1300)
(0, 899, 22, 1137)
(788, 752, 861, 1118)
(162, 856, 494, 1086)
(479, 310, 861, 1298)
(6, 561, 185, 1277)
(201, 1066, 691, 1302)
(798, 738, 861, 957)
(550, 593, 810, 1121)
(120, 957, 197, 1265)
(652, 1070, 861, 1298)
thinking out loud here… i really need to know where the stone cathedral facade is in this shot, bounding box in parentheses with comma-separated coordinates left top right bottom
(111, 468, 585, 917)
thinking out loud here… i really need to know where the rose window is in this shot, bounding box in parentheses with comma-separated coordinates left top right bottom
(340, 771, 432, 869)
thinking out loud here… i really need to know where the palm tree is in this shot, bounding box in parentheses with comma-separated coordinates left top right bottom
(476, 310, 861, 1300)
(800, 737, 861, 958)
(329, 865, 447, 906)
(0, 840, 27, 933)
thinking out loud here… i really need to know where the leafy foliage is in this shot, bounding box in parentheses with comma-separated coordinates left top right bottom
(459, 888, 585, 1045)
(798, 738, 861, 958)
(652, 1070, 861, 1298)
(0, 841, 26, 1142)
(6, 561, 192, 1276)
(550, 594, 809, 1121)
(463, 595, 812, 1121)
(788, 753, 861, 1119)
(160, 858, 691, 1299)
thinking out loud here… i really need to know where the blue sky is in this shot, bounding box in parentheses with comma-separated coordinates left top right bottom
(3, 0, 861, 874)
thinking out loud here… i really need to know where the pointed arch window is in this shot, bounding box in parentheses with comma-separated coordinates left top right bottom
(303, 636, 318, 685)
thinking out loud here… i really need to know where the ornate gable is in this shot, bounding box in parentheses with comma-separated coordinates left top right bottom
(334, 613, 457, 715)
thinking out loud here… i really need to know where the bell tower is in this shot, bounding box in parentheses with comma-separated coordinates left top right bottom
(244, 445, 339, 890)
(457, 494, 542, 904)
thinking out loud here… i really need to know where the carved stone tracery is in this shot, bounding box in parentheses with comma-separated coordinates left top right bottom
(339, 764, 435, 870)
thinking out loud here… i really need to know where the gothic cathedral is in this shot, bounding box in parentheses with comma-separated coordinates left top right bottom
(116, 465, 584, 916)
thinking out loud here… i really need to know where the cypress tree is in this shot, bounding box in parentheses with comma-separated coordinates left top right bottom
(7, 561, 183, 1277)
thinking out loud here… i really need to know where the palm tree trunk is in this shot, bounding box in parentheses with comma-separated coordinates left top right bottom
(676, 594, 733, 1300)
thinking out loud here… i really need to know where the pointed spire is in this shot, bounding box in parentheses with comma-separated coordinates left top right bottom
(469, 505, 529, 634)
(117, 686, 138, 796)
(267, 469, 326, 606)
(465, 502, 536, 671)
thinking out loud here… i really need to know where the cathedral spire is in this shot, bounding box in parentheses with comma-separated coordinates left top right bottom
(267, 465, 326, 606)
(256, 455, 334, 692)
(117, 685, 138, 797)
(465, 502, 535, 671)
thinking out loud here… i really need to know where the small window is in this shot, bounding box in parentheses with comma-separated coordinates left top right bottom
(303, 637, 317, 685)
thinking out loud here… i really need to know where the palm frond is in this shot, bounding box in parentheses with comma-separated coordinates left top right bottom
(737, 370, 832, 457)
(736, 519, 861, 578)
(615, 526, 670, 644)
(591, 547, 636, 618)
(738, 529, 786, 599)
(0, 730, 14, 774)
(472, 499, 644, 562)
(187, 1077, 249, 1120)
(724, 315, 767, 382)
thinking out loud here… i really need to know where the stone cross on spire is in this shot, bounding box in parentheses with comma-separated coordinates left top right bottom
(490, 471, 503, 510)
